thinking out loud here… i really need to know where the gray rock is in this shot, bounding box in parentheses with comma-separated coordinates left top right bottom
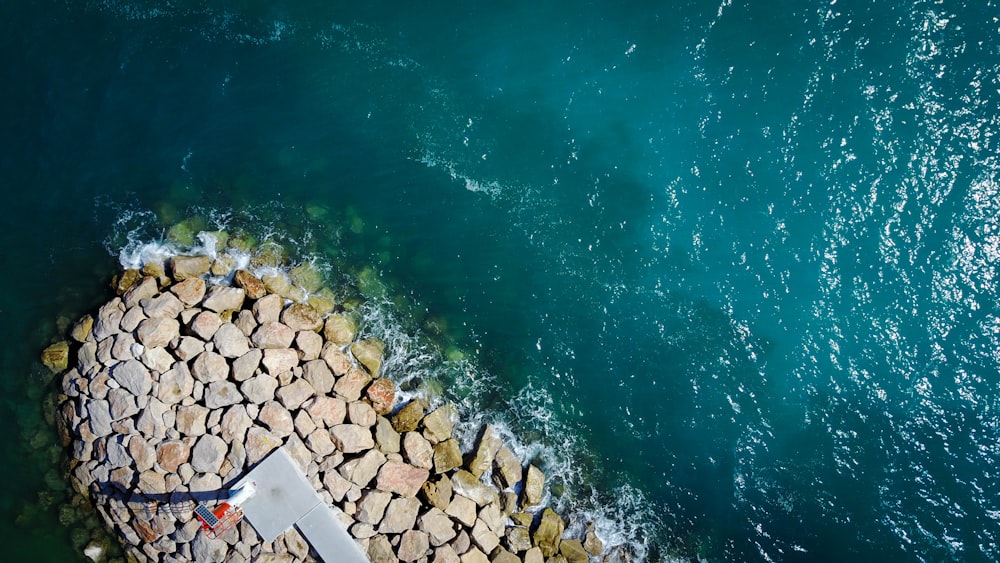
(105, 435, 132, 468)
(108, 388, 139, 420)
(191, 526, 228, 562)
(374, 416, 401, 454)
(331, 424, 375, 454)
(323, 469, 354, 503)
(232, 348, 263, 381)
(141, 292, 185, 319)
(189, 310, 223, 341)
(136, 317, 180, 349)
(111, 332, 137, 362)
(283, 433, 312, 472)
(275, 379, 314, 410)
(251, 322, 295, 349)
(293, 410, 317, 439)
(378, 496, 422, 534)
(460, 547, 489, 563)
(302, 359, 334, 395)
(204, 380, 242, 409)
(191, 434, 227, 474)
(419, 507, 458, 547)
(202, 286, 245, 313)
(262, 348, 299, 376)
(221, 404, 253, 443)
(123, 276, 158, 308)
(157, 361, 195, 405)
(471, 519, 500, 556)
(357, 490, 393, 525)
(111, 359, 153, 396)
(402, 431, 434, 469)
(398, 529, 430, 562)
(240, 373, 279, 405)
(191, 351, 229, 383)
(176, 404, 209, 436)
(137, 397, 169, 440)
(93, 299, 125, 340)
(432, 545, 461, 563)
(212, 323, 250, 358)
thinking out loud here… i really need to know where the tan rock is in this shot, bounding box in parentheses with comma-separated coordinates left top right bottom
(467, 425, 502, 478)
(212, 323, 250, 358)
(421, 475, 453, 511)
(374, 416, 401, 454)
(140, 346, 174, 373)
(141, 292, 185, 319)
(262, 348, 299, 376)
(280, 303, 323, 332)
(367, 534, 395, 563)
(191, 434, 227, 474)
(276, 378, 315, 410)
(234, 309, 258, 337)
(258, 401, 294, 437)
(123, 275, 157, 308)
(470, 518, 500, 554)
(136, 317, 180, 349)
(433, 438, 463, 474)
(241, 373, 279, 405)
(492, 446, 522, 490)
(252, 293, 284, 323)
(295, 330, 323, 361)
(559, 539, 589, 563)
(321, 344, 353, 375)
(189, 310, 223, 341)
(479, 503, 505, 536)
(156, 440, 192, 473)
(41, 341, 70, 373)
(505, 526, 532, 553)
(245, 427, 280, 465)
(432, 545, 461, 563)
(323, 469, 354, 503)
(202, 285, 245, 313)
(403, 432, 434, 470)
(419, 507, 458, 547)
(348, 401, 377, 428)
(232, 348, 262, 381)
(70, 314, 94, 343)
(398, 529, 430, 562)
(459, 547, 489, 563)
(252, 322, 296, 349)
(450, 470, 499, 508)
(304, 396, 347, 427)
(378, 496, 422, 534)
(422, 404, 456, 444)
(170, 255, 211, 281)
(115, 269, 145, 298)
(339, 449, 387, 488)
(172, 335, 204, 361)
(334, 366, 372, 402)
(445, 494, 478, 528)
(357, 490, 393, 525)
(523, 465, 544, 508)
(351, 338, 384, 376)
(522, 547, 544, 563)
(204, 380, 242, 409)
(302, 359, 335, 394)
(176, 404, 209, 436)
(532, 508, 564, 557)
(233, 269, 266, 299)
(583, 524, 604, 556)
(220, 404, 253, 443)
(491, 548, 520, 563)
(323, 314, 357, 346)
(92, 298, 125, 340)
(170, 277, 207, 306)
(331, 424, 375, 454)
(391, 399, 427, 433)
(191, 351, 229, 383)
(306, 428, 337, 458)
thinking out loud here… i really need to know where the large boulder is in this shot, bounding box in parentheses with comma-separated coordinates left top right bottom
(170, 277, 206, 306)
(421, 404, 456, 444)
(450, 470, 499, 507)
(467, 425, 502, 478)
(169, 255, 211, 281)
(191, 434, 227, 474)
(252, 322, 296, 349)
(376, 461, 429, 497)
(136, 317, 179, 349)
(351, 339, 384, 376)
(522, 464, 545, 507)
(202, 286, 245, 313)
(233, 269, 266, 299)
(330, 424, 375, 454)
(365, 378, 395, 415)
(323, 314, 357, 346)
(532, 508, 565, 557)
(212, 323, 250, 358)
(110, 359, 153, 396)
(41, 341, 70, 373)
(280, 303, 323, 332)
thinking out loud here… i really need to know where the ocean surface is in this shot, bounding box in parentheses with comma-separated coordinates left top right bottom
(2, 0, 999, 561)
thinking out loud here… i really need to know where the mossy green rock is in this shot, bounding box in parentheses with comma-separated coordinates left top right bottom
(324, 314, 357, 346)
(559, 539, 589, 563)
(70, 315, 94, 343)
(391, 399, 427, 433)
(41, 341, 70, 373)
(351, 339, 384, 376)
(112, 269, 142, 296)
(532, 508, 565, 557)
(289, 262, 324, 293)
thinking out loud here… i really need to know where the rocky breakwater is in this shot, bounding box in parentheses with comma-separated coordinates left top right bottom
(49, 253, 607, 563)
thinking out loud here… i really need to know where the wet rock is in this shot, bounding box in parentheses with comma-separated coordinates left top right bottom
(433, 439, 463, 475)
(323, 314, 357, 346)
(136, 317, 180, 349)
(583, 524, 604, 556)
(202, 286, 245, 313)
(522, 465, 544, 508)
(280, 303, 323, 332)
(505, 526, 532, 553)
(467, 425, 502, 478)
(170, 277, 206, 306)
(421, 404, 456, 444)
(233, 269, 267, 299)
(351, 339, 384, 376)
(70, 314, 95, 343)
(532, 508, 565, 557)
(41, 341, 70, 373)
(374, 416, 401, 454)
(450, 471, 499, 508)
(559, 539, 589, 563)
(170, 255, 211, 281)
(392, 399, 427, 433)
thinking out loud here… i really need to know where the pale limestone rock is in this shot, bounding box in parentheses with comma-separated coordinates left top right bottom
(479, 503, 505, 536)
(170, 277, 206, 306)
(202, 286, 245, 313)
(110, 332, 136, 362)
(191, 351, 229, 383)
(120, 306, 147, 332)
(141, 292, 185, 319)
(241, 373, 279, 405)
(170, 255, 211, 281)
(234, 309, 258, 337)
(493, 446, 522, 490)
(451, 470, 499, 508)
(459, 546, 489, 563)
(141, 346, 174, 374)
(175, 404, 209, 436)
(252, 293, 283, 323)
(467, 425, 502, 478)
(128, 436, 156, 472)
(302, 359, 335, 394)
(136, 317, 179, 350)
(108, 387, 139, 420)
(358, 490, 393, 525)
(324, 468, 354, 502)
(376, 461, 429, 497)
(204, 380, 242, 409)
(331, 424, 375, 454)
(491, 548, 521, 563)
(432, 545, 461, 563)
(334, 367, 371, 401)
(320, 344, 352, 376)
(213, 323, 250, 358)
(374, 416, 401, 454)
(293, 410, 317, 439)
(505, 527, 532, 554)
(191, 434, 227, 474)
(379, 496, 422, 534)
(367, 534, 395, 563)
(294, 330, 323, 361)
(402, 431, 435, 470)
(136, 397, 169, 439)
(111, 359, 153, 396)
(306, 428, 337, 458)
(258, 401, 294, 437)
(220, 404, 253, 443)
(522, 547, 544, 563)
(398, 529, 430, 562)
(251, 321, 295, 349)
(189, 311, 223, 341)
(351, 339, 384, 376)
(339, 449, 387, 488)
(262, 348, 299, 376)
(446, 494, 478, 528)
(232, 348, 262, 381)
(93, 299, 125, 340)
(348, 401, 377, 428)
(172, 336, 204, 361)
(123, 276, 158, 308)
(245, 427, 280, 465)
(523, 465, 544, 508)
(420, 507, 458, 547)
(471, 519, 500, 554)
(304, 396, 347, 427)
(276, 379, 315, 410)
(323, 314, 357, 346)
(284, 433, 312, 473)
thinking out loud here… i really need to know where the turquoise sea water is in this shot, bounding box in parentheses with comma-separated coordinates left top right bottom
(2, 1, 999, 561)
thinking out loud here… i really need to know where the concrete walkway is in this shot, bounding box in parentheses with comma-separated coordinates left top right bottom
(234, 447, 369, 563)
